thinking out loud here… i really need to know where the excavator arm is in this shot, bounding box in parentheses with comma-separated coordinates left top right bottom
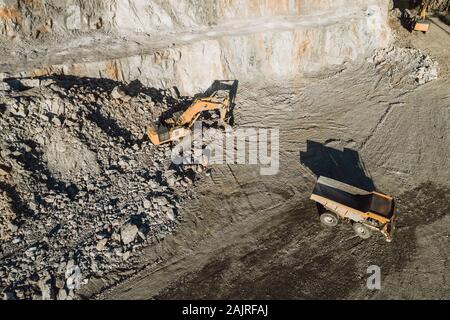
(177, 97, 230, 127)
(147, 94, 231, 146)
(419, 0, 429, 19)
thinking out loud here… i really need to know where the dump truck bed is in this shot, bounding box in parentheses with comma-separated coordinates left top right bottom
(312, 177, 393, 218)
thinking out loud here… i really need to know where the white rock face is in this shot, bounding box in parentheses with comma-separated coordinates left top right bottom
(1, 0, 392, 95)
(0, 0, 391, 36)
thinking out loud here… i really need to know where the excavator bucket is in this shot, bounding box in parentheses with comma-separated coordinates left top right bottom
(147, 126, 162, 146)
(414, 19, 430, 32)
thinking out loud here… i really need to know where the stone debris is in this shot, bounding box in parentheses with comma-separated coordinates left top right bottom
(96, 239, 108, 251)
(0, 82, 11, 92)
(368, 46, 439, 85)
(111, 86, 127, 100)
(37, 276, 53, 300)
(120, 222, 138, 245)
(0, 191, 18, 241)
(0, 165, 11, 176)
(429, 0, 450, 11)
(0, 76, 200, 299)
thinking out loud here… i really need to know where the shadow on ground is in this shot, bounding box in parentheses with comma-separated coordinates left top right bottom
(299, 140, 375, 191)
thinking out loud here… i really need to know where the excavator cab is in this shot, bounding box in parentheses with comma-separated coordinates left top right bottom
(147, 122, 189, 145)
(147, 123, 168, 146)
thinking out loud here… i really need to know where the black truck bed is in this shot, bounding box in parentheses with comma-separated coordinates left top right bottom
(312, 177, 393, 217)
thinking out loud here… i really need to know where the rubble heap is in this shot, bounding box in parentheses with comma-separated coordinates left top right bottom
(368, 46, 439, 85)
(0, 76, 200, 299)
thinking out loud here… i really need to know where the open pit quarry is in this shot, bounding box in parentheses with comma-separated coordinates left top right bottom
(0, 0, 449, 300)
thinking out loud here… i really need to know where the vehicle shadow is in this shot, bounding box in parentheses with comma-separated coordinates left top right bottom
(199, 80, 239, 101)
(393, 0, 421, 10)
(299, 140, 375, 191)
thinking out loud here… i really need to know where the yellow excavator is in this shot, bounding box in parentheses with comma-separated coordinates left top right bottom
(147, 81, 236, 145)
(413, 0, 430, 32)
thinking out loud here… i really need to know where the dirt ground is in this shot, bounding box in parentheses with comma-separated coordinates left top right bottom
(77, 17, 450, 300)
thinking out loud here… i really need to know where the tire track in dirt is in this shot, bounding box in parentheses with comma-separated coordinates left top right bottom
(98, 24, 450, 298)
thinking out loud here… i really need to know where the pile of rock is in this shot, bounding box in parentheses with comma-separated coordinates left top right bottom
(0, 76, 200, 299)
(368, 46, 439, 85)
(0, 189, 17, 241)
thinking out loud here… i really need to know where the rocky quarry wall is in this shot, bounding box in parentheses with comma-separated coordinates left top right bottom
(1, 0, 392, 94)
(429, 0, 450, 11)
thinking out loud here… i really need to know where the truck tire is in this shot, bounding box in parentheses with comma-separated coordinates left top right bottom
(353, 223, 372, 239)
(320, 212, 339, 227)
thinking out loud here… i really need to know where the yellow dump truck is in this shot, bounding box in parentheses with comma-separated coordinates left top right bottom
(310, 176, 397, 242)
